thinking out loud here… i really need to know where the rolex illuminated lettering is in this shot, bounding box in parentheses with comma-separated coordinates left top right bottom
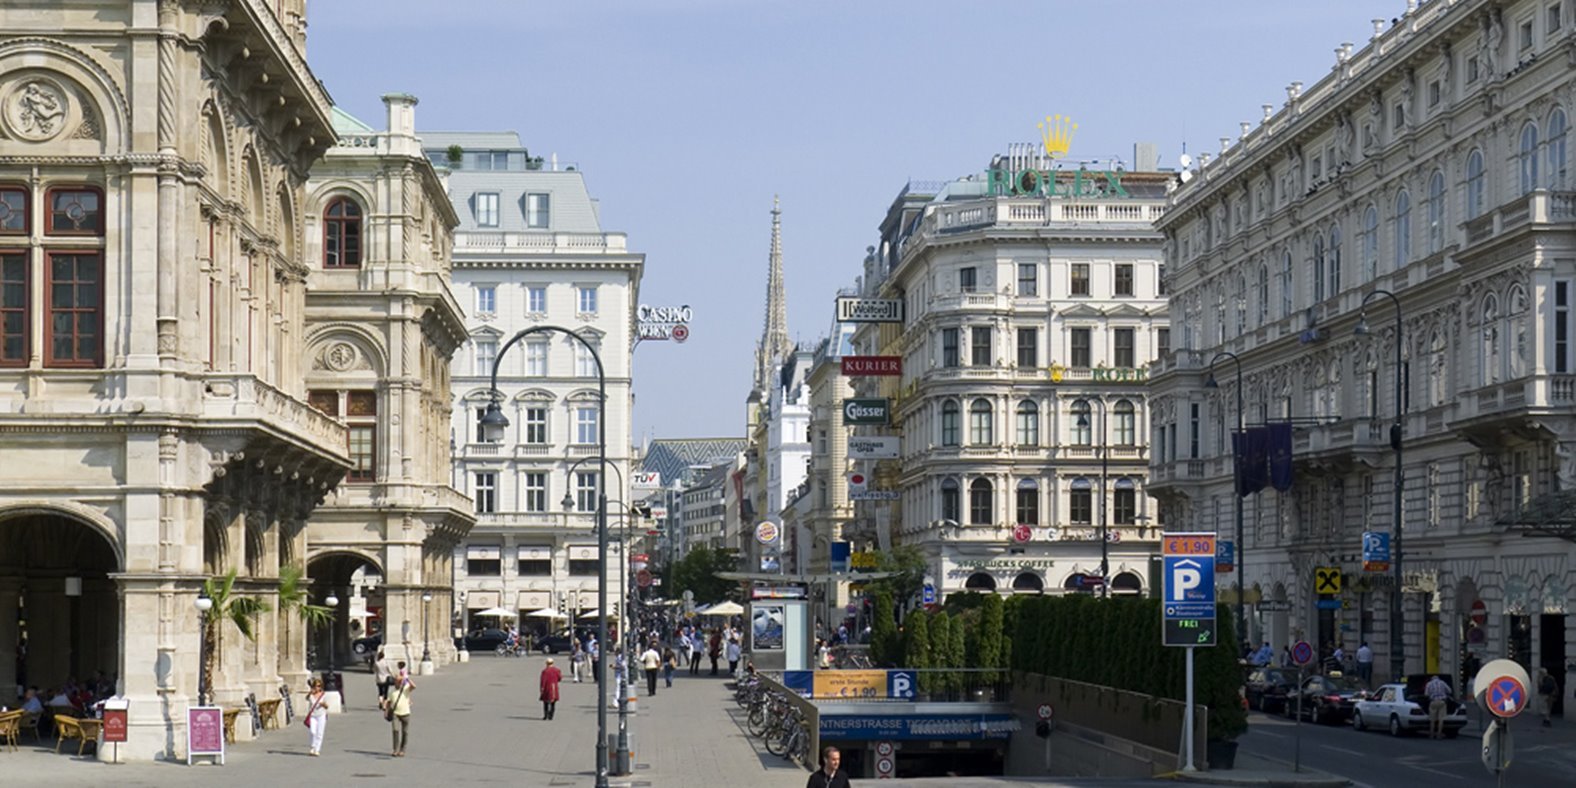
(987, 115, 1133, 199)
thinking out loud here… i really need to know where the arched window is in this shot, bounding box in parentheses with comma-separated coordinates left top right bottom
(941, 400, 960, 446)
(323, 197, 363, 268)
(1394, 190, 1411, 269)
(1508, 285, 1529, 379)
(964, 572, 997, 591)
(1280, 250, 1293, 317)
(1549, 108, 1568, 189)
(1015, 400, 1039, 446)
(940, 477, 960, 522)
(1427, 329, 1447, 407)
(1520, 122, 1540, 195)
(1481, 294, 1501, 386)
(1312, 234, 1326, 302)
(1011, 572, 1045, 593)
(1015, 478, 1039, 525)
(1071, 399, 1092, 446)
(969, 398, 993, 445)
(1426, 170, 1446, 254)
(1466, 150, 1486, 219)
(1114, 399, 1136, 446)
(1361, 205, 1379, 281)
(969, 478, 993, 525)
(1234, 274, 1247, 336)
(1257, 262, 1269, 324)
(1328, 225, 1343, 295)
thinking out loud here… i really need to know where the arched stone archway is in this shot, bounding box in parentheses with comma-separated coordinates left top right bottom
(0, 507, 121, 702)
(1011, 572, 1045, 594)
(1111, 571, 1144, 595)
(964, 572, 998, 592)
(306, 551, 384, 673)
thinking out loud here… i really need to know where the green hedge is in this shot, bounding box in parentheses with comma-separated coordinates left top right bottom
(1005, 595, 1246, 741)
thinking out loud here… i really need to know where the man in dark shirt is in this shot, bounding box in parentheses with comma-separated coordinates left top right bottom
(807, 745, 852, 788)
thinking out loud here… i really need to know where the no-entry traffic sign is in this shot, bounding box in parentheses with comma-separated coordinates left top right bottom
(1291, 640, 1314, 666)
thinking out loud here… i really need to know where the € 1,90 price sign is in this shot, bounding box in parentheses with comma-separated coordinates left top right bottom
(1162, 532, 1217, 647)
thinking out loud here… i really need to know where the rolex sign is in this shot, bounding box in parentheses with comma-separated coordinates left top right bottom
(842, 398, 890, 425)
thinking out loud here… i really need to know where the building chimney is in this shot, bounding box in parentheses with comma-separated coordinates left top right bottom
(1133, 142, 1159, 172)
(382, 93, 418, 137)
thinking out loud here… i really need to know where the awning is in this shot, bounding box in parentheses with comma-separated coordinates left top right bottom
(518, 545, 551, 561)
(568, 545, 599, 561)
(466, 590, 500, 609)
(466, 545, 501, 560)
(517, 590, 550, 610)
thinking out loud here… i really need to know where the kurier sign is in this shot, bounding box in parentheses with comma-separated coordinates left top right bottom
(842, 398, 890, 424)
(841, 356, 901, 376)
(848, 436, 900, 460)
(836, 297, 904, 323)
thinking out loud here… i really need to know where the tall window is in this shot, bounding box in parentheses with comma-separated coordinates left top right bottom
(969, 398, 993, 445)
(1158, 264, 1168, 296)
(476, 192, 499, 227)
(1362, 205, 1379, 280)
(575, 341, 598, 377)
(1070, 327, 1091, 367)
(525, 339, 548, 376)
(575, 471, 599, 512)
(1071, 399, 1092, 446)
(524, 406, 548, 443)
(524, 472, 547, 512)
(1016, 327, 1037, 368)
(1466, 150, 1486, 219)
(475, 339, 497, 377)
(970, 326, 992, 366)
(1313, 234, 1326, 302)
(474, 472, 497, 514)
(1069, 480, 1092, 524)
(1394, 190, 1412, 269)
(941, 478, 960, 522)
(1481, 294, 1501, 385)
(1257, 264, 1269, 324)
(323, 197, 362, 268)
(1328, 225, 1343, 294)
(474, 406, 489, 443)
(0, 249, 24, 366)
(1549, 108, 1569, 189)
(968, 478, 993, 525)
(1015, 400, 1039, 445)
(1427, 329, 1448, 406)
(1156, 328, 1170, 361)
(1558, 281, 1571, 374)
(476, 285, 496, 315)
(1015, 482, 1039, 525)
(577, 286, 598, 314)
(1426, 170, 1446, 254)
(527, 286, 547, 314)
(958, 266, 976, 292)
(1114, 263, 1135, 296)
(466, 546, 501, 576)
(941, 400, 960, 446)
(1280, 251, 1293, 317)
(1017, 263, 1037, 296)
(1113, 327, 1135, 367)
(1114, 399, 1136, 446)
(1070, 263, 1090, 296)
(23, 188, 106, 369)
(1113, 484, 1137, 524)
(575, 406, 599, 444)
(1520, 122, 1541, 195)
(310, 390, 378, 482)
(1189, 402, 1200, 458)
(941, 327, 959, 367)
(526, 193, 551, 228)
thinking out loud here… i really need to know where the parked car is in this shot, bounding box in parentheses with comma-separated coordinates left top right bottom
(352, 633, 382, 659)
(1245, 667, 1300, 713)
(456, 628, 510, 652)
(536, 627, 595, 655)
(1353, 677, 1467, 737)
(1286, 674, 1369, 724)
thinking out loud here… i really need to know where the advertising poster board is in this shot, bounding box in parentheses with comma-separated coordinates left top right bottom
(187, 706, 225, 765)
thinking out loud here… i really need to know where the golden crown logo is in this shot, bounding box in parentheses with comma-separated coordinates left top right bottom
(1038, 114, 1077, 160)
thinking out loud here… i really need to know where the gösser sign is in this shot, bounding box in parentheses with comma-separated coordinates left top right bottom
(836, 297, 904, 324)
(636, 304, 693, 342)
(848, 436, 900, 460)
(843, 399, 890, 425)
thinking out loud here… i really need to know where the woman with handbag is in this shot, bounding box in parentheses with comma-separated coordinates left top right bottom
(303, 677, 328, 756)
(388, 662, 413, 757)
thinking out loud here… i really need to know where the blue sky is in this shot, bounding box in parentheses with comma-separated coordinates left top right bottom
(308, 1, 1389, 442)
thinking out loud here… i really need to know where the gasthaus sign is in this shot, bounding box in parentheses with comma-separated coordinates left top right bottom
(848, 436, 900, 459)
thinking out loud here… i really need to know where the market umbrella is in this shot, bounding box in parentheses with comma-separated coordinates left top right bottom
(474, 607, 517, 618)
(525, 608, 568, 619)
(702, 601, 744, 617)
(577, 609, 619, 620)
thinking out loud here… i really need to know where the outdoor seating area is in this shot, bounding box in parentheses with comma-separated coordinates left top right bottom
(51, 715, 99, 756)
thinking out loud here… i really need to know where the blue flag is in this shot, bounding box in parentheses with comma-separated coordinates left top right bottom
(1268, 422, 1294, 492)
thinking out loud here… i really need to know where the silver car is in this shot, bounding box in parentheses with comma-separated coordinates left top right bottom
(1352, 682, 1467, 737)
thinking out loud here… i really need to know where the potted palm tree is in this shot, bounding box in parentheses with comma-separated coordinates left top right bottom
(198, 570, 272, 706)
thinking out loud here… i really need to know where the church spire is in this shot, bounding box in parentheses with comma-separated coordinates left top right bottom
(754, 196, 791, 395)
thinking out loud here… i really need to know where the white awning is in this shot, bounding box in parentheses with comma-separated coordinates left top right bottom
(568, 545, 599, 561)
(518, 545, 551, 560)
(517, 590, 550, 610)
(466, 545, 501, 560)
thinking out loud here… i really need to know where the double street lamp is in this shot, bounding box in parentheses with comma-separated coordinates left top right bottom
(1355, 289, 1406, 681)
(478, 324, 612, 788)
(1204, 350, 1245, 651)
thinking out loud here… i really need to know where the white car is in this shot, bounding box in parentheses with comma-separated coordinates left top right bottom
(1352, 681, 1467, 737)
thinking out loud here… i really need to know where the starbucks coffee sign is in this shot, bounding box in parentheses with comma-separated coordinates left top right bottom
(842, 398, 890, 425)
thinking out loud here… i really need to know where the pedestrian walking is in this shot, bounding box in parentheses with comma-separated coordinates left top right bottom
(373, 649, 392, 709)
(303, 677, 328, 756)
(589, 637, 601, 682)
(387, 663, 413, 757)
(708, 630, 722, 676)
(726, 635, 742, 677)
(539, 658, 562, 720)
(807, 745, 852, 788)
(641, 644, 661, 696)
(687, 631, 702, 675)
(662, 646, 677, 688)
(1424, 674, 1451, 739)
(1538, 667, 1558, 727)
(1355, 642, 1374, 687)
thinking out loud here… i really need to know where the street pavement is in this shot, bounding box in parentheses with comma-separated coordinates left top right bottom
(0, 652, 811, 787)
(1235, 707, 1576, 787)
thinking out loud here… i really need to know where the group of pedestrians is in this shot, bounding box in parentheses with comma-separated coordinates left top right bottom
(299, 648, 417, 758)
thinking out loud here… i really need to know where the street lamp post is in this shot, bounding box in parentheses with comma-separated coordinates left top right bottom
(421, 591, 433, 667)
(479, 325, 612, 788)
(1076, 398, 1109, 594)
(1356, 289, 1406, 681)
(195, 590, 213, 705)
(1205, 350, 1245, 651)
(325, 592, 340, 694)
(567, 483, 637, 778)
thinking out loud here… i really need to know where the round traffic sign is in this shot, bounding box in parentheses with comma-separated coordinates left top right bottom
(1291, 640, 1314, 666)
(671, 324, 690, 343)
(1037, 703, 1054, 720)
(1012, 524, 1033, 544)
(636, 569, 653, 589)
(875, 740, 894, 756)
(876, 756, 895, 776)
(1486, 675, 1528, 718)
(1470, 599, 1488, 626)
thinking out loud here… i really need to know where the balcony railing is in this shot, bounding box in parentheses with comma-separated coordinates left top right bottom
(453, 231, 628, 254)
(200, 374, 347, 456)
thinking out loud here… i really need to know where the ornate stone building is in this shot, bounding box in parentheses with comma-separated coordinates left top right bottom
(1148, 0, 1576, 688)
(0, 0, 355, 760)
(302, 95, 473, 674)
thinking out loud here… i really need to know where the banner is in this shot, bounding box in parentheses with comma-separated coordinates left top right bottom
(1268, 422, 1294, 492)
(781, 669, 917, 700)
(1233, 426, 1271, 497)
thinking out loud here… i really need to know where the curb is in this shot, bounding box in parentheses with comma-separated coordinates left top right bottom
(1163, 770, 1351, 788)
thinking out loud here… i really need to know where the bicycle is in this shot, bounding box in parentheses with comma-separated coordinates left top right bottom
(747, 691, 787, 738)
(764, 704, 805, 757)
(495, 641, 527, 657)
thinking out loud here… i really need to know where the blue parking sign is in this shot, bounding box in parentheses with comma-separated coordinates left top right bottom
(1362, 531, 1390, 572)
(921, 584, 936, 605)
(1162, 555, 1216, 620)
(1216, 540, 1235, 572)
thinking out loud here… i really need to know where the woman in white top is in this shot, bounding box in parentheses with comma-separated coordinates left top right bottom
(725, 637, 742, 677)
(304, 677, 329, 756)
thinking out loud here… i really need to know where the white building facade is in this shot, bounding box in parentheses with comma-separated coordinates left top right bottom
(437, 132, 643, 625)
(1148, 0, 1576, 687)
(853, 160, 1172, 600)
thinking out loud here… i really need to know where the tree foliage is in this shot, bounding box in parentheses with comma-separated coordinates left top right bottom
(200, 569, 272, 705)
(665, 546, 741, 605)
(867, 544, 929, 608)
(975, 593, 1005, 682)
(902, 606, 931, 673)
(869, 586, 898, 667)
(927, 612, 953, 695)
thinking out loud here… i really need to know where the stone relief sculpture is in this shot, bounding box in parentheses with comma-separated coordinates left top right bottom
(3, 79, 69, 142)
(1483, 11, 1502, 78)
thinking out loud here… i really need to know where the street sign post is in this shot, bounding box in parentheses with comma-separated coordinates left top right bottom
(1362, 531, 1391, 572)
(1291, 641, 1314, 666)
(1161, 532, 1215, 773)
(1215, 540, 1234, 573)
(1473, 658, 1532, 786)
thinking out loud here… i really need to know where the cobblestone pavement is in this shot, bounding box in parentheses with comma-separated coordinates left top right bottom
(1, 653, 810, 787)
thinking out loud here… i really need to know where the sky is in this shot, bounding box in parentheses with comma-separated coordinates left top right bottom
(307, 0, 1390, 442)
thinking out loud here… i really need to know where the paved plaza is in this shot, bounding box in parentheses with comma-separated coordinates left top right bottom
(0, 654, 810, 787)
